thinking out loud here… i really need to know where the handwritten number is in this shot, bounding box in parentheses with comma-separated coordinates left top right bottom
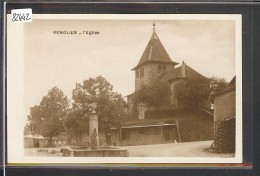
(12, 13, 31, 22)
(12, 13, 18, 22)
(26, 13, 31, 20)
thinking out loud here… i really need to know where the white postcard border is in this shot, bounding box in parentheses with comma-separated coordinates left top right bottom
(7, 14, 242, 164)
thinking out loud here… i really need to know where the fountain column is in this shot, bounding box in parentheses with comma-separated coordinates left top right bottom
(89, 113, 99, 137)
(88, 103, 100, 149)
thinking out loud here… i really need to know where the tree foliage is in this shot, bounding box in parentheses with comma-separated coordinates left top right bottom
(174, 78, 210, 100)
(172, 78, 210, 108)
(132, 83, 169, 106)
(63, 107, 88, 137)
(24, 122, 32, 135)
(64, 75, 127, 134)
(28, 87, 69, 145)
(209, 77, 228, 94)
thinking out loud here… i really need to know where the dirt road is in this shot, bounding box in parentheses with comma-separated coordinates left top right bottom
(123, 140, 234, 157)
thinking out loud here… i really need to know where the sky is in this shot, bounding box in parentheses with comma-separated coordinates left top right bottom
(24, 19, 236, 115)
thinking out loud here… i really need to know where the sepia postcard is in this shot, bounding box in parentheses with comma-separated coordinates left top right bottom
(7, 14, 242, 164)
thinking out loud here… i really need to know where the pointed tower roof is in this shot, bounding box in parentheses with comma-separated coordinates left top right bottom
(132, 23, 178, 70)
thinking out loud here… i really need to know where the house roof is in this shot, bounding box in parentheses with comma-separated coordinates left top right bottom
(228, 76, 236, 86)
(155, 61, 209, 85)
(126, 93, 134, 98)
(132, 26, 178, 70)
(53, 132, 68, 140)
(213, 76, 236, 97)
(145, 108, 213, 121)
(24, 133, 44, 139)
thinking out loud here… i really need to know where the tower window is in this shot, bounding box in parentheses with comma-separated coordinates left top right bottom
(158, 65, 161, 74)
(162, 66, 166, 72)
(136, 70, 139, 78)
(140, 68, 144, 78)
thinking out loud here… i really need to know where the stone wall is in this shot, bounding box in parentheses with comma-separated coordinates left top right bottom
(214, 117, 235, 152)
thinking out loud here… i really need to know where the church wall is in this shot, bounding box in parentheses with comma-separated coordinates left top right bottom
(133, 63, 177, 115)
(135, 64, 157, 91)
(135, 63, 175, 91)
(170, 82, 179, 108)
(198, 97, 211, 110)
(132, 81, 177, 116)
(127, 95, 138, 119)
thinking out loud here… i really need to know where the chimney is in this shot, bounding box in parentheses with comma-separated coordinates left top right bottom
(181, 61, 186, 77)
(137, 103, 148, 120)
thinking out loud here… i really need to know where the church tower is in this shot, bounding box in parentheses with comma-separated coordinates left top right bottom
(132, 23, 178, 91)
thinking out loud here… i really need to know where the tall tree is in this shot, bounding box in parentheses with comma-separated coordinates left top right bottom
(28, 87, 69, 147)
(65, 75, 127, 136)
(209, 77, 228, 94)
(24, 121, 32, 135)
(63, 104, 89, 145)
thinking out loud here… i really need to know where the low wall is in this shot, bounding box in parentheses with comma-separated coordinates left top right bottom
(63, 147, 129, 157)
(214, 117, 235, 153)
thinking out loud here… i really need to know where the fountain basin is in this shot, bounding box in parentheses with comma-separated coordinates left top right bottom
(63, 146, 129, 157)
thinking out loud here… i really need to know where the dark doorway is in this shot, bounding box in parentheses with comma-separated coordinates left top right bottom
(33, 139, 39, 148)
(163, 126, 179, 143)
(164, 130, 171, 142)
(106, 134, 111, 145)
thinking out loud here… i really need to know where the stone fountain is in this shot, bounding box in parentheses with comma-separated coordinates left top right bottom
(63, 103, 128, 157)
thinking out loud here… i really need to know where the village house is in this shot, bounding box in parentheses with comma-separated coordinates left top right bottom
(109, 24, 214, 146)
(24, 132, 68, 148)
(212, 76, 236, 152)
(24, 133, 46, 148)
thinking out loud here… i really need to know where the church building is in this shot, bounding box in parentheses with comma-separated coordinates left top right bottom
(109, 24, 214, 146)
